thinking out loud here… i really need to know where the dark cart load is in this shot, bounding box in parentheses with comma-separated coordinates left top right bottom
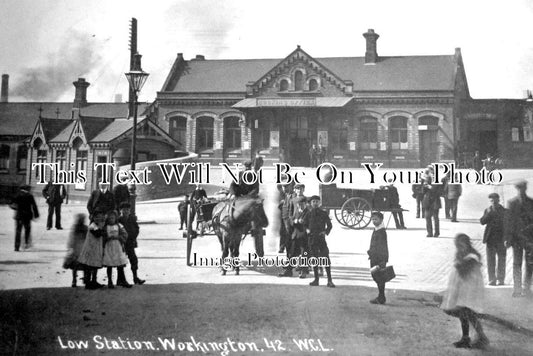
(319, 184, 398, 229)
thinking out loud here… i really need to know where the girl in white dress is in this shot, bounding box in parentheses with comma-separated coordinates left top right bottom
(78, 209, 106, 289)
(102, 211, 130, 288)
(441, 233, 489, 349)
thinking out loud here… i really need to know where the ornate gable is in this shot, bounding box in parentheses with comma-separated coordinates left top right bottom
(30, 120, 48, 149)
(68, 119, 89, 148)
(248, 46, 352, 97)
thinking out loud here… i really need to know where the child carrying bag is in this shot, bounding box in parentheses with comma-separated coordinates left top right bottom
(371, 265, 396, 283)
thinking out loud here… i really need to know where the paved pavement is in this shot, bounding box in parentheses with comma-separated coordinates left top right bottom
(1, 168, 532, 335)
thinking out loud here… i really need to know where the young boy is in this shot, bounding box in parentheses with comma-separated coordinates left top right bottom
(368, 211, 389, 304)
(118, 202, 145, 285)
(303, 195, 334, 287)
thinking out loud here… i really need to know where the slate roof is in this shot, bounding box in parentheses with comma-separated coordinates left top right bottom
(90, 117, 146, 143)
(0, 102, 148, 137)
(39, 118, 72, 141)
(50, 121, 76, 143)
(168, 55, 457, 93)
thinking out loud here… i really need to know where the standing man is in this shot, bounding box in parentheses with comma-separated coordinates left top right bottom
(504, 180, 533, 297)
(472, 151, 483, 172)
(304, 195, 334, 288)
(87, 183, 115, 221)
(309, 144, 317, 168)
(278, 183, 294, 256)
(422, 167, 442, 237)
(178, 195, 189, 230)
(411, 183, 425, 219)
(480, 193, 506, 286)
(253, 150, 264, 172)
(386, 180, 406, 229)
(446, 178, 462, 222)
(42, 179, 66, 230)
(317, 144, 326, 165)
(11, 185, 39, 251)
(118, 202, 145, 285)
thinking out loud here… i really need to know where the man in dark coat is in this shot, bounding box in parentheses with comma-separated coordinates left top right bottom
(11, 185, 39, 251)
(472, 151, 483, 172)
(422, 169, 442, 237)
(229, 161, 259, 198)
(279, 183, 306, 277)
(411, 183, 425, 218)
(504, 180, 533, 297)
(113, 183, 131, 211)
(385, 181, 405, 229)
(177, 195, 190, 230)
(118, 202, 144, 285)
(309, 144, 317, 167)
(368, 211, 389, 304)
(42, 179, 66, 230)
(87, 183, 115, 221)
(446, 181, 462, 222)
(480, 193, 506, 286)
(303, 195, 334, 287)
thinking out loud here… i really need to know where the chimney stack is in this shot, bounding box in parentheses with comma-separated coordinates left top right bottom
(1, 74, 8, 103)
(193, 54, 205, 61)
(363, 29, 379, 64)
(73, 78, 90, 108)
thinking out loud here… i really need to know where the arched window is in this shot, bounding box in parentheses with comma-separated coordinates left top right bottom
(294, 71, 304, 91)
(309, 78, 318, 91)
(196, 116, 214, 151)
(389, 116, 408, 150)
(224, 116, 242, 150)
(360, 117, 378, 150)
(169, 116, 187, 147)
(279, 79, 289, 92)
(0, 144, 10, 171)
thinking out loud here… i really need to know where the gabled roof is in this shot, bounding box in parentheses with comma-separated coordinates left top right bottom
(0, 102, 149, 138)
(162, 54, 458, 94)
(50, 121, 76, 143)
(79, 116, 114, 141)
(39, 118, 72, 141)
(90, 117, 146, 143)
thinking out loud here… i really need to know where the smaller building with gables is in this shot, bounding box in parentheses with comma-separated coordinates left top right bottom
(1, 77, 182, 202)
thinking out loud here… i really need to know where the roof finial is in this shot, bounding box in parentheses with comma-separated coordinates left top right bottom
(55, 107, 60, 119)
(38, 104, 43, 119)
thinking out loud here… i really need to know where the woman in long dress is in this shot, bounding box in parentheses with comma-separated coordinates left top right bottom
(78, 209, 106, 289)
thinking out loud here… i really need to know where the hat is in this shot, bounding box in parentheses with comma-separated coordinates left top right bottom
(294, 183, 305, 189)
(106, 210, 119, 217)
(296, 196, 307, 203)
(119, 202, 131, 209)
(488, 193, 500, 199)
(309, 195, 320, 201)
(515, 179, 528, 188)
(371, 211, 384, 220)
(243, 161, 252, 168)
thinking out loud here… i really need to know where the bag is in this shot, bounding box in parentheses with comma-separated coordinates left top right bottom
(371, 265, 396, 283)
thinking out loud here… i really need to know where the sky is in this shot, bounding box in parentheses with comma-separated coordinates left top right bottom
(1, 0, 533, 103)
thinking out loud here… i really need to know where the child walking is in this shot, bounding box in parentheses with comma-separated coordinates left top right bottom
(63, 214, 88, 287)
(102, 210, 131, 288)
(78, 209, 106, 289)
(368, 211, 389, 304)
(441, 233, 489, 349)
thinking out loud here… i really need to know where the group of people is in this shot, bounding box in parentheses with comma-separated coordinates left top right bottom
(308, 143, 326, 167)
(10, 180, 146, 289)
(411, 167, 463, 237)
(277, 182, 335, 287)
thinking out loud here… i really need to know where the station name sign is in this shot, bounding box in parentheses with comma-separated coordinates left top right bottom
(256, 98, 316, 107)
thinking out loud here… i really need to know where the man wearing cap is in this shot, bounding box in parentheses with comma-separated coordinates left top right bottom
(504, 180, 533, 297)
(118, 202, 145, 285)
(303, 195, 334, 287)
(279, 184, 307, 277)
(291, 195, 309, 278)
(481, 193, 506, 286)
(11, 185, 39, 251)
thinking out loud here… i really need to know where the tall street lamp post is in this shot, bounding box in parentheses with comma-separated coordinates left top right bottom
(125, 53, 149, 214)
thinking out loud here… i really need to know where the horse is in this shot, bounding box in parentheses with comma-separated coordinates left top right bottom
(211, 197, 269, 275)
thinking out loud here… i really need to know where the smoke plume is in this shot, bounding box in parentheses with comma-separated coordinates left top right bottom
(12, 30, 102, 101)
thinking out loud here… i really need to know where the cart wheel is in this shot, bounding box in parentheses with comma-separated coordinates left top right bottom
(334, 209, 349, 226)
(341, 197, 372, 229)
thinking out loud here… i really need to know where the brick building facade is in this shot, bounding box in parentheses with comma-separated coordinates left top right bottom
(152, 29, 470, 168)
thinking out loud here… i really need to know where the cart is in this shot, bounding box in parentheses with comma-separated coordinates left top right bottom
(320, 184, 406, 229)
